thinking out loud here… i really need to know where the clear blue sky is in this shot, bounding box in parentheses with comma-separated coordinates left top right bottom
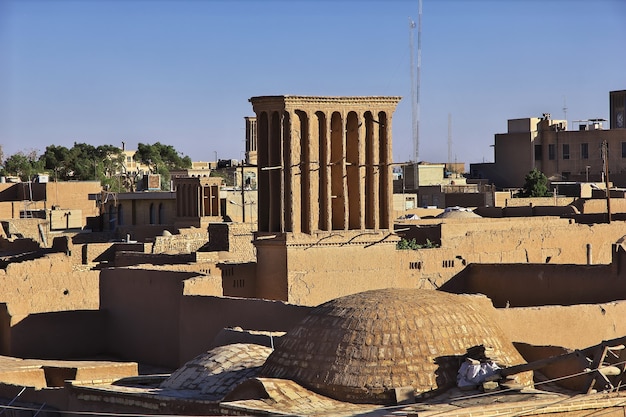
(1, 0, 625, 168)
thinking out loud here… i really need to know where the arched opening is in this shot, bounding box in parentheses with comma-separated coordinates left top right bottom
(159, 203, 165, 224)
(316, 111, 329, 231)
(296, 110, 310, 234)
(346, 111, 360, 230)
(268, 111, 283, 232)
(364, 111, 376, 229)
(282, 112, 292, 232)
(378, 111, 390, 229)
(330, 112, 345, 230)
(258, 112, 270, 232)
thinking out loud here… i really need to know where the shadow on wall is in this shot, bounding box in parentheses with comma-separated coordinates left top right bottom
(440, 261, 626, 308)
(6, 310, 107, 359)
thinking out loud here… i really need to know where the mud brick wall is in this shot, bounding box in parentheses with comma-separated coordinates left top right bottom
(152, 232, 208, 254)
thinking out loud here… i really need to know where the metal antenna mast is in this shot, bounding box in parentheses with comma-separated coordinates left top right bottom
(409, 0, 422, 164)
(409, 18, 417, 163)
(563, 96, 568, 129)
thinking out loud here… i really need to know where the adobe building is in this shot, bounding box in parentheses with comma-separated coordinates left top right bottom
(173, 176, 222, 228)
(249, 95, 402, 304)
(244, 116, 258, 165)
(0, 181, 102, 229)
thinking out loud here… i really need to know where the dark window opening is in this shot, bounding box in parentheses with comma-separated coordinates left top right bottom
(581, 143, 589, 159)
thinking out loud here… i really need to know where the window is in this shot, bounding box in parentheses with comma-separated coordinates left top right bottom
(581, 143, 589, 159)
(127, 156, 132, 162)
(562, 144, 570, 160)
(548, 144, 556, 160)
(534, 145, 542, 160)
(622, 142, 626, 158)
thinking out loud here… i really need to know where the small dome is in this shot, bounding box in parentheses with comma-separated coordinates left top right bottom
(436, 207, 481, 219)
(160, 343, 272, 399)
(260, 289, 528, 404)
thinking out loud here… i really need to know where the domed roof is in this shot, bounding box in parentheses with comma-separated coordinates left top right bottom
(160, 343, 272, 399)
(436, 206, 481, 218)
(260, 289, 528, 404)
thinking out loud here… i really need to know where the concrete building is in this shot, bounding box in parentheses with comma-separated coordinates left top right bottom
(610, 89, 626, 129)
(121, 149, 150, 176)
(471, 91, 626, 189)
(471, 114, 626, 189)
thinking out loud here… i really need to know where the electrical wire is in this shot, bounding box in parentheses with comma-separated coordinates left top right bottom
(1, 359, 626, 417)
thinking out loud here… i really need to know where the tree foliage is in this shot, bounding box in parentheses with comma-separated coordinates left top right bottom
(134, 142, 192, 190)
(3, 150, 44, 181)
(519, 168, 551, 197)
(40, 143, 125, 182)
(2, 142, 189, 192)
(396, 238, 439, 250)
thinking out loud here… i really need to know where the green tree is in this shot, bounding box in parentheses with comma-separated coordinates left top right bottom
(134, 142, 192, 190)
(3, 150, 44, 181)
(40, 145, 72, 180)
(520, 168, 551, 197)
(41, 143, 126, 184)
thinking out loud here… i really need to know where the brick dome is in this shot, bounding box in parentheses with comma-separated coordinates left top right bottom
(260, 289, 528, 404)
(160, 343, 272, 400)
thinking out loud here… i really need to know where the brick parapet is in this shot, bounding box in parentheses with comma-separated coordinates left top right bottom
(152, 232, 208, 254)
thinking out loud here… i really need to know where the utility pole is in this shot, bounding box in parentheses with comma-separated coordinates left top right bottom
(447, 113, 452, 173)
(602, 140, 611, 223)
(241, 163, 246, 223)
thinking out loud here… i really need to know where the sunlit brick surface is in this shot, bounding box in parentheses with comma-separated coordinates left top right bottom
(160, 343, 272, 400)
(261, 289, 529, 404)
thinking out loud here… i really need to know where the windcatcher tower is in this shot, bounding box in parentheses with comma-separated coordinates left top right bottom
(249, 95, 401, 305)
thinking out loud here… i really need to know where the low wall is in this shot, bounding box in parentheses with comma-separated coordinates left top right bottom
(0, 219, 49, 246)
(100, 267, 311, 368)
(493, 301, 626, 350)
(179, 295, 311, 366)
(152, 231, 208, 254)
(0, 253, 100, 317)
(115, 225, 178, 243)
(503, 196, 577, 207)
(221, 262, 257, 298)
(100, 268, 199, 369)
(205, 223, 256, 261)
(113, 252, 196, 267)
(0, 236, 41, 254)
(441, 261, 625, 308)
(7, 310, 107, 359)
